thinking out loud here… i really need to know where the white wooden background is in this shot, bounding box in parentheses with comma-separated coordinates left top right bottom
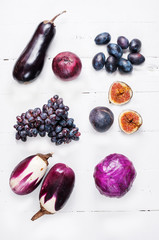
(1, 0, 159, 239)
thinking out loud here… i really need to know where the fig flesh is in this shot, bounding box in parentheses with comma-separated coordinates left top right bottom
(119, 110, 142, 134)
(108, 81, 133, 105)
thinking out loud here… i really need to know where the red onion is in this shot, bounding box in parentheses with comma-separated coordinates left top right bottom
(9, 153, 53, 195)
(31, 163, 75, 221)
(52, 51, 82, 81)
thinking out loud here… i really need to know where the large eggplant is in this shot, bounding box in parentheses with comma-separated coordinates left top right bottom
(13, 11, 66, 83)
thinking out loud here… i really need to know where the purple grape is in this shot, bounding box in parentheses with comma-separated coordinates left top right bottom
(13, 95, 81, 145)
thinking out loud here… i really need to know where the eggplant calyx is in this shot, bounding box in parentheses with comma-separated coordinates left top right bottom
(37, 153, 53, 166)
(31, 206, 52, 221)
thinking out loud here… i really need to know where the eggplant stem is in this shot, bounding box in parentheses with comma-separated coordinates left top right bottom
(50, 10, 66, 23)
(31, 209, 45, 221)
(37, 153, 53, 166)
(31, 206, 52, 221)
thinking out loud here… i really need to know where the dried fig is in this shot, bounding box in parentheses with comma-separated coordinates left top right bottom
(109, 81, 133, 105)
(119, 110, 143, 134)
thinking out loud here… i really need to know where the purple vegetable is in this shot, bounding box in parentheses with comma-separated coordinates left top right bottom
(9, 153, 53, 195)
(31, 163, 75, 221)
(93, 153, 136, 198)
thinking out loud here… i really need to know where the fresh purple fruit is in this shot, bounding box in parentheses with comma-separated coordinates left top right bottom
(93, 153, 136, 197)
(117, 36, 129, 49)
(92, 52, 106, 70)
(107, 43, 123, 59)
(129, 39, 141, 53)
(118, 58, 133, 73)
(31, 163, 75, 221)
(9, 153, 53, 195)
(89, 107, 114, 132)
(94, 32, 111, 45)
(105, 56, 118, 73)
(128, 53, 145, 65)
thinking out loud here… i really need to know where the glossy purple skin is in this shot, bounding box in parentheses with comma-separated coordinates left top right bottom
(128, 53, 145, 65)
(52, 52, 82, 81)
(9, 155, 41, 195)
(129, 39, 141, 53)
(117, 36, 129, 49)
(13, 22, 55, 83)
(40, 163, 75, 211)
(93, 153, 136, 198)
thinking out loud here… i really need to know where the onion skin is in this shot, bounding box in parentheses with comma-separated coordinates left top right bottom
(93, 153, 136, 198)
(52, 52, 82, 81)
(31, 163, 75, 221)
(9, 153, 52, 195)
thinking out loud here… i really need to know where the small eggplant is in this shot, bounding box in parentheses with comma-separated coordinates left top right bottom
(31, 163, 75, 221)
(9, 153, 53, 195)
(13, 11, 66, 83)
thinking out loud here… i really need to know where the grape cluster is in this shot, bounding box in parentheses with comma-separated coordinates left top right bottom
(14, 95, 81, 145)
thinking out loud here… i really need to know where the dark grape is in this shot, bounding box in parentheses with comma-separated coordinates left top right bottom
(32, 128, 38, 136)
(39, 131, 46, 137)
(56, 139, 63, 145)
(14, 95, 80, 145)
(16, 132, 21, 140)
(67, 118, 74, 127)
(55, 125, 62, 133)
(40, 113, 47, 120)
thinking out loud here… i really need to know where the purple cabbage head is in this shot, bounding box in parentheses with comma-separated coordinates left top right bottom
(93, 153, 136, 198)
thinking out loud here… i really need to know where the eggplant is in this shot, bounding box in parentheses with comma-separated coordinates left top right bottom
(31, 163, 75, 221)
(13, 11, 66, 83)
(9, 153, 53, 195)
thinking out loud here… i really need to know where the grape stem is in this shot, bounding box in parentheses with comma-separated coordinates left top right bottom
(50, 11, 66, 24)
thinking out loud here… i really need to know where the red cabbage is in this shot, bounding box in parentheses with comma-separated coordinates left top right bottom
(93, 153, 136, 197)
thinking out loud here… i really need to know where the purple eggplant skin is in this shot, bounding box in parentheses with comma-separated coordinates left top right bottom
(31, 163, 75, 221)
(9, 153, 52, 195)
(13, 11, 66, 83)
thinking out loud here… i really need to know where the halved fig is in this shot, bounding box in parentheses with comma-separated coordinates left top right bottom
(109, 81, 133, 105)
(119, 110, 143, 134)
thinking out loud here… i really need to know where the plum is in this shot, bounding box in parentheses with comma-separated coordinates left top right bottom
(94, 32, 111, 45)
(118, 58, 133, 73)
(89, 107, 114, 132)
(105, 56, 118, 73)
(129, 39, 141, 53)
(52, 52, 82, 81)
(117, 36, 129, 49)
(92, 52, 106, 70)
(107, 43, 123, 59)
(128, 53, 145, 65)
